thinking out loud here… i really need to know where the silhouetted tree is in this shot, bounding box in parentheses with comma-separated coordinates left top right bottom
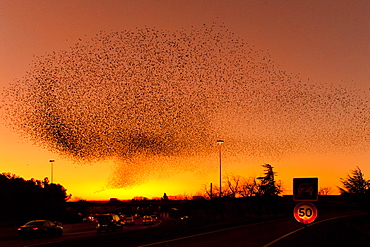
(202, 183, 222, 199)
(0, 173, 70, 224)
(162, 193, 169, 201)
(319, 186, 332, 195)
(256, 164, 282, 196)
(201, 167, 284, 199)
(239, 177, 259, 197)
(224, 174, 242, 198)
(338, 166, 370, 194)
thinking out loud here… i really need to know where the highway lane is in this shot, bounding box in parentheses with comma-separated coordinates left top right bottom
(0, 217, 159, 247)
(138, 217, 302, 247)
(268, 213, 370, 246)
(2, 210, 368, 247)
(0, 226, 95, 247)
(136, 210, 368, 247)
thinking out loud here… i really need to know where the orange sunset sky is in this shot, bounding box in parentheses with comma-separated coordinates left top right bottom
(0, 0, 369, 201)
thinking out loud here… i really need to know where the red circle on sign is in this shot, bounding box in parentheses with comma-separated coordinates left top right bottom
(293, 202, 318, 224)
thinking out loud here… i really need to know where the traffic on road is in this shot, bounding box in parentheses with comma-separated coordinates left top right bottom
(0, 214, 161, 247)
(1, 209, 368, 247)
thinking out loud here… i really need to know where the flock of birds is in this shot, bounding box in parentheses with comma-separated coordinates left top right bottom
(2, 24, 369, 188)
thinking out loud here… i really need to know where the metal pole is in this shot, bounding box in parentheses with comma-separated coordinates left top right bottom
(219, 145, 222, 197)
(50, 160, 55, 183)
(217, 140, 224, 198)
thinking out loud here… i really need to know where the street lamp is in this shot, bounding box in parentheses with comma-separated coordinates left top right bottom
(217, 140, 224, 197)
(49, 160, 55, 183)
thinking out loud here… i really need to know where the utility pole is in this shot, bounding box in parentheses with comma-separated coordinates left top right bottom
(217, 140, 224, 197)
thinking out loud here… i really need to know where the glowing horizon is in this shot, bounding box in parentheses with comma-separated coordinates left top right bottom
(0, 1, 369, 201)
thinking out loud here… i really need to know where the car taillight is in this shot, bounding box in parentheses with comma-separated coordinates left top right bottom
(17, 228, 22, 230)
(32, 227, 38, 230)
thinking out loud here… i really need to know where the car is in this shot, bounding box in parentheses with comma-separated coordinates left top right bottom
(18, 220, 63, 238)
(142, 215, 154, 225)
(151, 215, 159, 222)
(124, 216, 135, 225)
(96, 213, 123, 232)
(180, 215, 193, 225)
(83, 214, 97, 222)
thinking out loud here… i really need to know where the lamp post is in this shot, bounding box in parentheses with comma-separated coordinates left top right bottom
(217, 140, 224, 197)
(49, 160, 55, 183)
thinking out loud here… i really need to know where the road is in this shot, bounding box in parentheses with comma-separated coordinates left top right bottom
(1, 210, 369, 246)
(135, 211, 370, 247)
(0, 217, 160, 247)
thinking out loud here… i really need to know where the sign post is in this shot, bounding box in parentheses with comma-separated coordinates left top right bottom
(293, 178, 318, 224)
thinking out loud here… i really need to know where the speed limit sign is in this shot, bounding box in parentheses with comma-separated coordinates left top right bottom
(293, 202, 318, 224)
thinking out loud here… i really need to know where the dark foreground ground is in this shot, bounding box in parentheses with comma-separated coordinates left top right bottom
(21, 210, 369, 247)
(272, 213, 370, 247)
(2, 196, 370, 246)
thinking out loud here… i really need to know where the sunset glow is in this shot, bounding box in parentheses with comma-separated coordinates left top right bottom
(0, 0, 369, 201)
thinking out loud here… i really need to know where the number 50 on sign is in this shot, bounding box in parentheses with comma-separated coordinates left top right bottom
(293, 202, 318, 224)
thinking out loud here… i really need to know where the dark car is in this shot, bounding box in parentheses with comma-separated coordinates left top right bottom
(142, 215, 154, 225)
(96, 213, 123, 232)
(151, 215, 158, 222)
(124, 216, 135, 225)
(18, 220, 63, 238)
(180, 215, 193, 225)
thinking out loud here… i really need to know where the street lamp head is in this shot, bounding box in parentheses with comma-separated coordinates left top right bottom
(217, 140, 224, 145)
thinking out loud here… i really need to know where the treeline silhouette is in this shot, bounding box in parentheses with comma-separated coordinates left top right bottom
(338, 166, 370, 209)
(0, 173, 70, 225)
